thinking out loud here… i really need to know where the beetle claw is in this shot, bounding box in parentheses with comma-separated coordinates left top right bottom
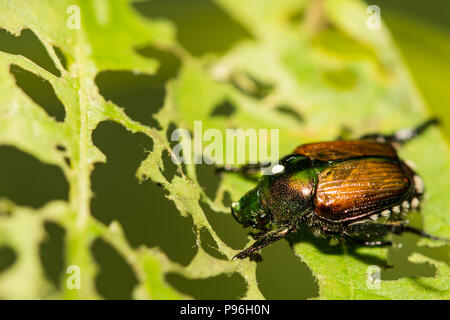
(232, 252, 246, 260)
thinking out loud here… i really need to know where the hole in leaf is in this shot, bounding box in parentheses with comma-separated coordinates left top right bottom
(162, 152, 180, 180)
(136, 45, 181, 80)
(165, 272, 246, 299)
(91, 121, 196, 266)
(383, 213, 439, 280)
(53, 46, 68, 70)
(200, 228, 227, 260)
(63, 157, 71, 167)
(56, 145, 66, 152)
(312, 28, 377, 61)
(95, 71, 161, 128)
(166, 122, 180, 149)
(222, 191, 232, 207)
(161, 150, 179, 182)
(10, 64, 66, 122)
(0, 246, 17, 273)
(288, 8, 306, 24)
(39, 221, 65, 289)
(0, 146, 68, 208)
(256, 240, 318, 299)
(200, 202, 248, 250)
(230, 72, 274, 99)
(276, 105, 304, 123)
(134, 0, 253, 56)
(322, 68, 358, 90)
(415, 244, 450, 265)
(381, 212, 442, 280)
(166, 122, 190, 176)
(382, 232, 437, 280)
(210, 99, 237, 117)
(92, 238, 138, 299)
(0, 28, 61, 76)
(96, 47, 180, 129)
(196, 163, 221, 201)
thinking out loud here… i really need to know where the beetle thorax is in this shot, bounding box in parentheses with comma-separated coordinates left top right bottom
(259, 167, 316, 224)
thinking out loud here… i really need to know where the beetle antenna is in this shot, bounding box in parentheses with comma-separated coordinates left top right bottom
(359, 118, 441, 145)
(215, 162, 271, 176)
(392, 224, 449, 243)
(390, 117, 441, 145)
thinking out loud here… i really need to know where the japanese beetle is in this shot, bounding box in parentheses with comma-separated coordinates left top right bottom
(220, 119, 446, 260)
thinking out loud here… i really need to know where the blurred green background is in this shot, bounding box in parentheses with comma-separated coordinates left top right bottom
(0, 0, 449, 299)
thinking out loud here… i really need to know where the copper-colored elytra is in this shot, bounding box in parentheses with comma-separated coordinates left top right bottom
(314, 159, 412, 221)
(293, 140, 397, 161)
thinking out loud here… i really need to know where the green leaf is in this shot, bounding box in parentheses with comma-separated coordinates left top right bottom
(0, 0, 448, 300)
(382, 10, 450, 142)
(0, 0, 183, 299)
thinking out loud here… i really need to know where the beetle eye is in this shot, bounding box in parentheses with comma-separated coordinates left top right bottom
(256, 213, 268, 227)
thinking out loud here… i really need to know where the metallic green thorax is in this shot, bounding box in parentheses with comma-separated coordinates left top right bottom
(231, 155, 320, 230)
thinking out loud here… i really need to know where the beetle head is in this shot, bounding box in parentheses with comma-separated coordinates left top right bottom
(231, 188, 269, 229)
(231, 155, 317, 230)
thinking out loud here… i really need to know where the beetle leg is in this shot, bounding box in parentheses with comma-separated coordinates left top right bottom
(215, 161, 271, 176)
(335, 126, 353, 140)
(347, 237, 393, 247)
(346, 221, 393, 239)
(249, 230, 267, 240)
(233, 226, 292, 260)
(390, 224, 448, 242)
(347, 221, 448, 243)
(360, 118, 440, 145)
